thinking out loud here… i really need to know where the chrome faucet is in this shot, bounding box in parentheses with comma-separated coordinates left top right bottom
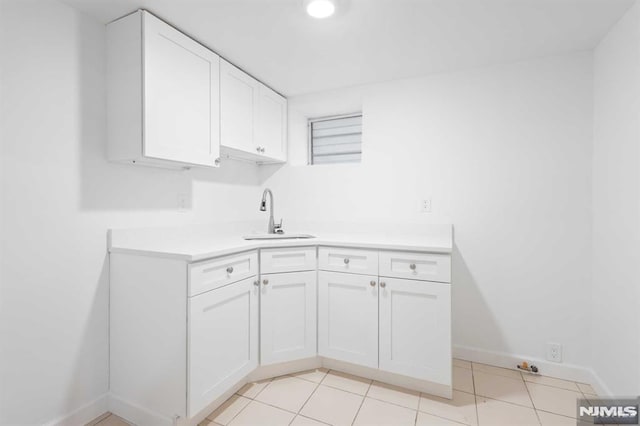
(259, 188, 282, 234)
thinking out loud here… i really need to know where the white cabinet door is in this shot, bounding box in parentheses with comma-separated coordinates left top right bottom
(379, 278, 451, 385)
(256, 84, 287, 161)
(220, 59, 259, 154)
(260, 271, 316, 365)
(143, 12, 220, 167)
(318, 271, 378, 369)
(188, 277, 259, 417)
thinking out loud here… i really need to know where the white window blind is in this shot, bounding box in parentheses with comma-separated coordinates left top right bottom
(309, 114, 362, 165)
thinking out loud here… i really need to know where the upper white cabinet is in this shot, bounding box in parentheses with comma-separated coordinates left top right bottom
(220, 60, 259, 155)
(107, 10, 220, 169)
(256, 84, 287, 161)
(220, 59, 287, 163)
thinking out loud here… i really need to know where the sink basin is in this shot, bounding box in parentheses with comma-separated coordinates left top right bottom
(243, 233, 316, 240)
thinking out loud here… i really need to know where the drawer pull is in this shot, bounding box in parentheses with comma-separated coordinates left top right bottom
(409, 263, 416, 270)
(344, 258, 350, 265)
(253, 280, 260, 287)
(380, 281, 386, 288)
(263, 279, 269, 285)
(226, 266, 234, 274)
(370, 280, 376, 287)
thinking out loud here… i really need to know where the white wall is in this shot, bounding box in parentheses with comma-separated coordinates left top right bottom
(0, 1, 267, 424)
(266, 53, 595, 374)
(592, 2, 640, 395)
(2, 0, 635, 422)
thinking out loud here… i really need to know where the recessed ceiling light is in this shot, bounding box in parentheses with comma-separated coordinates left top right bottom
(305, 0, 336, 19)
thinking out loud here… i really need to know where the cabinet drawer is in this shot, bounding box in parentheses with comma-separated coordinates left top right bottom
(379, 251, 451, 283)
(189, 251, 258, 296)
(260, 247, 316, 274)
(318, 247, 378, 276)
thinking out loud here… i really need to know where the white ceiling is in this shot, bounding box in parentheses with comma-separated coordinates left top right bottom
(63, 0, 634, 96)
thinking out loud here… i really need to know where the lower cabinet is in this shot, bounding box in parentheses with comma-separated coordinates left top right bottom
(318, 271, 379, 369)
(318, 271, 452, 386)
(378, 277, 451, 384)
(110, 245, 451, 425)
(188, 276, 259, 416)
(260, 271, 317, 365)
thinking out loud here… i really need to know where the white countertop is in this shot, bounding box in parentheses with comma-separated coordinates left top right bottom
(108, 222, 453, 262)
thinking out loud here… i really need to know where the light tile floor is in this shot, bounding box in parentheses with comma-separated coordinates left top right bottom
(88, 360, 600, 426)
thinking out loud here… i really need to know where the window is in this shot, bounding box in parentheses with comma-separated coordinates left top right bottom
(309, 114, 362, 165)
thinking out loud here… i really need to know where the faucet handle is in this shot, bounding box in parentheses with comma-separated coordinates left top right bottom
(274, 219, 284, 234)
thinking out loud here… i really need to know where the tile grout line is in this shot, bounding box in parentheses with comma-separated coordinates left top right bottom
(249, 377, 321, 419)
(415, 406, 470, 426)
(471, 363, 481, 426)
(291, 377, 322, 424)
(536, 407, 579, 419)
(365, 394, 420, 412)
(215, 394, 252, 425)
(471, 366, 558, 411)
(223, 379, 275, 425)
(91, 413, 112, 426)
(521, 370, 587, 393)
(319, 372, 423, 419)
(233, 371, 377, 426)
(293, 413, 332, 426)
(521, 371, 543, 426)
(349, 378, 372, 426)
(317, 370, 372, 398)
(248, 372, 331, 425)
(475, 394, 540, 411)
(524, 379, 583, 394)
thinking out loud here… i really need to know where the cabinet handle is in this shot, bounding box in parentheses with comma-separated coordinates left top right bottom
(263, 279, 269, 285)
(344, 258, 350, 265)
(256, 146, 261, 152)
(370, 280, 376, 287)
(226, 266, 234, 274)
(253, 280, 260, 287)
(409, 263, 416, 270)
(260, 147, 265, 153)
(380, 282, 386, 288)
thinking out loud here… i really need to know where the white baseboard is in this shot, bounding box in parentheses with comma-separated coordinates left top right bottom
(44, 394, 109, 426)
(453, 345, 611, 396)
(321, 357, 452, 399)
(586, 369, 613, 397)
(249, 357, 322, 382)
(108, 393, 174, 426)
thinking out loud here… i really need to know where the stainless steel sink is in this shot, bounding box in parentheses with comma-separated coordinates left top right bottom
(243, 233, 316, 240)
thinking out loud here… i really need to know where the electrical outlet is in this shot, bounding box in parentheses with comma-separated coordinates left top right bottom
(546, 342, 562, 363)
(177, 193, 189, 212)
(420, 198, 432, 213)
